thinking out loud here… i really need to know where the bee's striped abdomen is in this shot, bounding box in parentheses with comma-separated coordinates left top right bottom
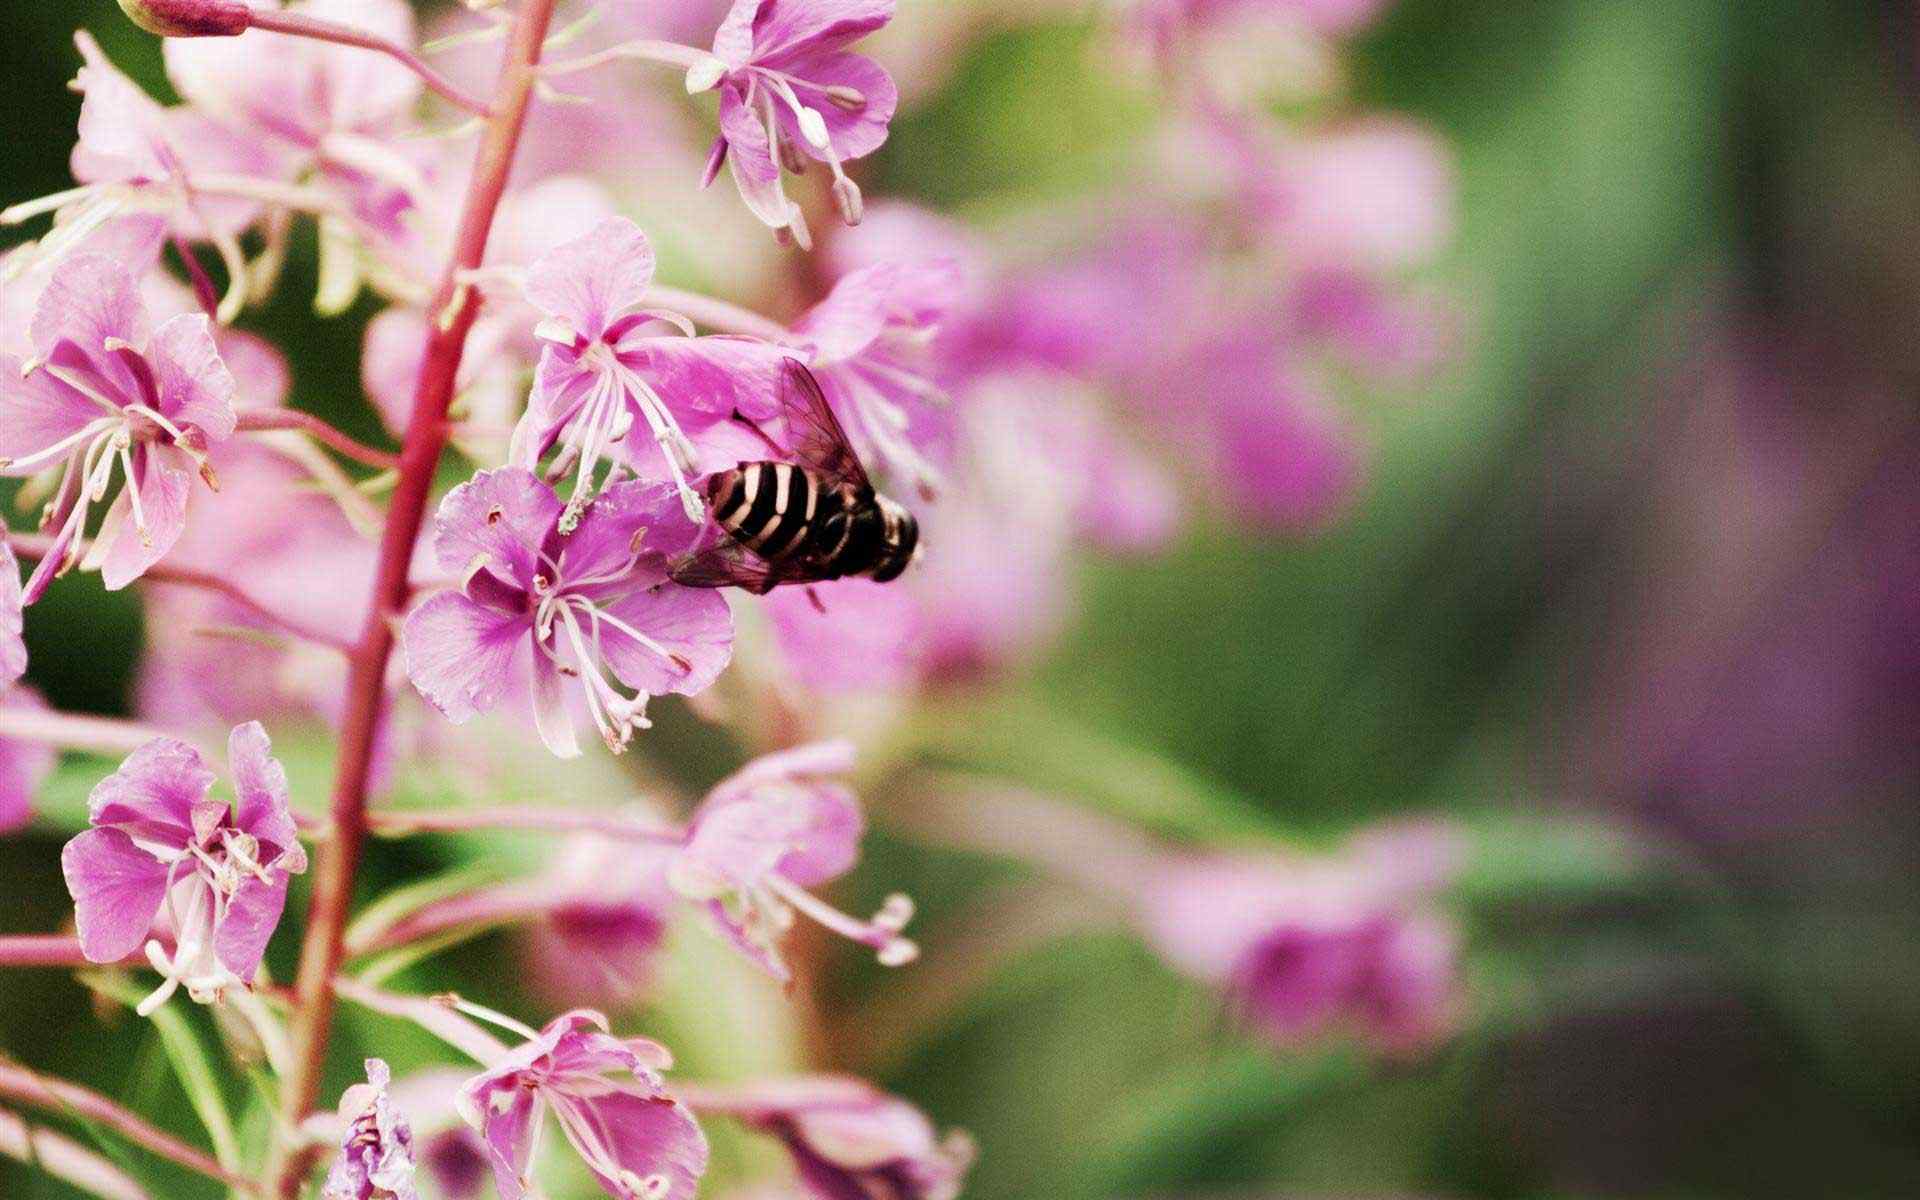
(710, 461, 819, 562)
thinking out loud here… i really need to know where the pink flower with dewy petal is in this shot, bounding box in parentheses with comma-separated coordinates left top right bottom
(508, 217, 792, 525)
(456, 1010, 707, 1200)
(698, 1077, 973, 1200)
(59, 722, 308, 1014)
(401, 468, 733, 758)
(0, 254, 235, 601)
(669, 742, 917, 980)
(694, 0, 900, 247)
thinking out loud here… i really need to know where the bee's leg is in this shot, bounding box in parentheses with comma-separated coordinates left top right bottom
(730, 409, 787, 457)
(806, 585, 827, 615)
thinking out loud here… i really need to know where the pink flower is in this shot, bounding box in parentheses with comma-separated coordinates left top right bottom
(1134, 823, 1462, 1054)
(522, 835, 678, 1007)
(696, 0, 900, 246)
(1, 688, 57, 834)
(1264, 118, 1455, 272)
(0, 253, 236, 600)
(401, 468, 734, 758)
(1, 543, 25, 691)
(701, 1077, 972, 1200)
(509, 217, 792, 524)
(324, 1059, 418, 1200)
(669, 742, 916, 980)
(793, 258, 961, 495)
(59, 722, 308, 1013)
(456, 1011, 708, 1200)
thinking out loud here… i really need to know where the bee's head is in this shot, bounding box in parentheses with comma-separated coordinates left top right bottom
(867, 494, 920, 583)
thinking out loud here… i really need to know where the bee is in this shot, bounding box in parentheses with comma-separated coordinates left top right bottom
(670, 359, 920, 595)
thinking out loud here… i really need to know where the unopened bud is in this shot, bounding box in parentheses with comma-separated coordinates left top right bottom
(117, 0, 251, 37)
(832, 176, 865, 226)
(823, 84, 868, 112)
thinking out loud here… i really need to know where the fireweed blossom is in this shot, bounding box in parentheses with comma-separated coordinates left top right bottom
(509, 217, 792, 525)
(402, 467, 733, 758)
(696, 1077, 973, 1200)
(0, 253, 236, 600)
(0, 688, 57, 834)
(691, 0, 901, 246)
(1133, 823, 1462, 1053)
(669, 741, 918, 979)
(59, 722, 308, 1014)
(457, 1010, 708, 1200)
(792, 257, 960, 496)
(324, 1059, 419, 1200)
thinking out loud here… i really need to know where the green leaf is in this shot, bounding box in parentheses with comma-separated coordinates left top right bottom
(80, 974, 243, 1174)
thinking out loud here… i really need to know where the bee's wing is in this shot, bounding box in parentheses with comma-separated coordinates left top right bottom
(669, 535, 785, 593)
(775, 358, 873, 493)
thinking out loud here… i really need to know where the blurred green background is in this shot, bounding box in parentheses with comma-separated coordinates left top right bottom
(6, 1, 1920, 1197)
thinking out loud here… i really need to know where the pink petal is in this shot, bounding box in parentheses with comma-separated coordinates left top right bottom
(711, 0, 761, 66)
(619, 334, 791, 423)
(213, 869, 291, 981)
(146, 314, 238, 442)
(558, 480, 693, 585)
(92, 451, 193, 591)
(227, 721, 304, 869)
(30, 254, 149, 359)
(752, 0, 895, 63)
(471, 1084, 541, 1200)
(717, 87, 797, 232)
(0, 688, 54, 833)
(530, 652, 581, 760)
(780, 52, 897, 164)
(362, 307, 430, 437)
(1, 544, 25, 689)
(557, 1091, 708, 1200)
(0, 354, 103, 469)
(765, 580, 918, 693)
(429, 468, 563, 586)
(402, 591, 533, 724)
(216, 329, 292, 410)
(795, 264, 894, 365)
(87, 736, 217, 848)
(61, 828, 170, 963)
(69, 32, 170, 186)
(595, 585, 734, 698)
(525, 218, 655, 341)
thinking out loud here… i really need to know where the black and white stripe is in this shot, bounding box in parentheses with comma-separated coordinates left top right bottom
(712, 461, 820, 562)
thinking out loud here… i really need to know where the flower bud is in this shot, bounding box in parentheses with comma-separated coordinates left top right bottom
(116, 0, 251, 37)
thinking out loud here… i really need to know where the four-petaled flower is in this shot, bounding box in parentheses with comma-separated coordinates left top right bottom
(0, 253, 235, 602)
(59, 722, 308, 1014)
(324, 1058, 419, 1200)
(402, 467, 733, 758)
(702, 1076, 973, 1200)
(457, 1010, 708, 1200)
(693, 0, 900, 247)
(669, 741, 917, 980)
(509, 217, 792, 525)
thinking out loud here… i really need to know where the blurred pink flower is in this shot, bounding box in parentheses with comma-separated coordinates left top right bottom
(59, 722, 308, 1013)
(698, 1076, 972, 1200)
(1135, 823, 1463, 1053)
(456, 1010, 707, 1200)
(0, 687, 56, 834)
(324, 1059, 418, 1200)
(0, 253, 236, 600)
(388, 1069, 490, 1200)
(508, 218, 791, 522)
(402, 467, 733, 758)
(1, 543, 24, 690)
(669, 741, 916, 979)
(699, 0, 900, 244)
(522, 835, 679, 1007)
(1262, 118, 1456, 273)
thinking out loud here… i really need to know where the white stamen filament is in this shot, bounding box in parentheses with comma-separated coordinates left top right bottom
(609, 360, 703, 522)
(0, 415, 116, 474)
(762, 874, 920, 966)
(757, 71, 831, 151)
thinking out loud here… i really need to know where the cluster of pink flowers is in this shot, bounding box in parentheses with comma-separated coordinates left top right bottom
(0, 0, 1466, 1197)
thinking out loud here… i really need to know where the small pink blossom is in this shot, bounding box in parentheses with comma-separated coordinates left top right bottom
(669, 742, 917, 980)
(704, 1077, 973, 1200)
(324, 1059, 419, 1200)
(0, 253, 236, 600)
(401, 467, 734, 758)
(1135, 823, 1463, 1054)
(59, 722, 308, 1013)
(509, 217, 792, 523)
(696, 0, 900, 246)
(456, 1010, 708, 1200)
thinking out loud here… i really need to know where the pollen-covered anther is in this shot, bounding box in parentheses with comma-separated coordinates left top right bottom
(823, 84, 868, 112)
(832, 176, 865, 226)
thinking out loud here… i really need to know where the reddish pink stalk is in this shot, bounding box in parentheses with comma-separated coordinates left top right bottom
(269, 3, 562, 1194)
(0, 1058, 258, 1192)
(365, 805, 680, 842)
(6, 532, 352, 653)
(0, 936, 94, 969)
(244, 8, 494, 118)
(235, 408, 401, 471)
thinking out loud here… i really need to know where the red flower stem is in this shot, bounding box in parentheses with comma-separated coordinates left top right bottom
(244, 8, 495, 119)
(5, 532, 353, 653)
(0, 1058, 258, 1193)
(269, 2, 561, 1194)
(235, 408, 401, 471)
(0, 706, 198, 759)
(0, 936, 93, 969)
(364, 805, 680, 842)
